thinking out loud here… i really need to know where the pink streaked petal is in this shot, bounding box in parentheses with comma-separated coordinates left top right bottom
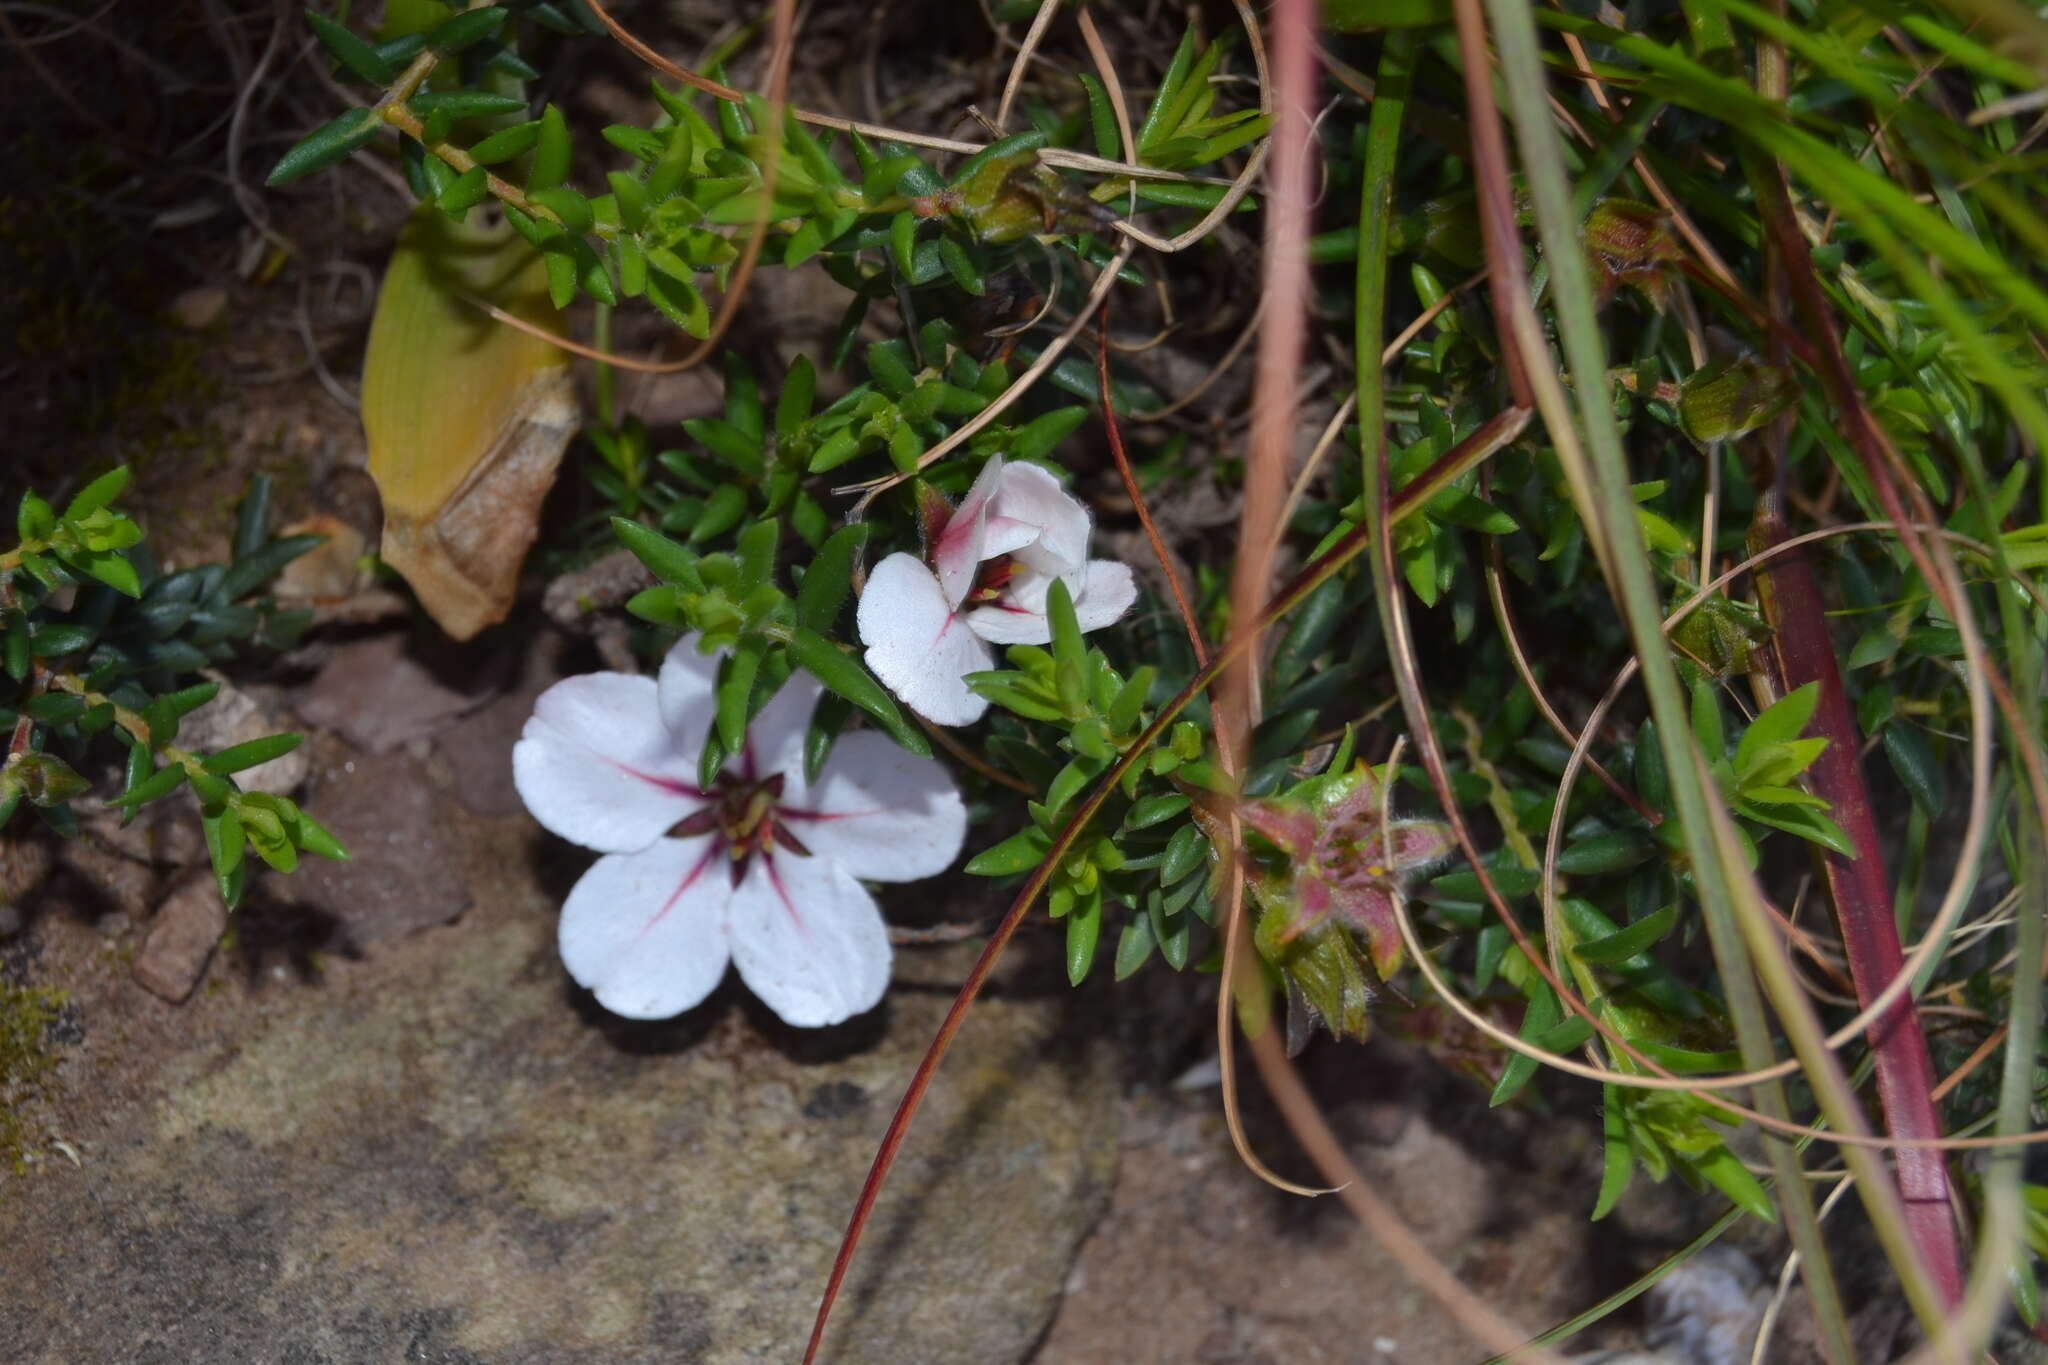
(933, 455, 1006, 606)
(727, 851, 891, 1027)
(781, 731, 967, 881)
(514, 672, 702, 853)
(992, 461, 1089, 578)
(858, 552, 993, 726)
(656, 636, 722, 757)
(557, 838, 733, 1019)
(1072, 559, 1138, 632)
(962, 594, 1051, 646)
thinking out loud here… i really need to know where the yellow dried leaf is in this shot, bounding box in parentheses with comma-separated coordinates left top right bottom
(362, 207, 578, 640)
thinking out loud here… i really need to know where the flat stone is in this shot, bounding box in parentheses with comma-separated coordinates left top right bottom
(283, 743, 470, 943)
(0, 867, 1116, 1363)
(434, 628, 576, 817)
(131, 869, 227, 1003)
(293, 629, 507, 754)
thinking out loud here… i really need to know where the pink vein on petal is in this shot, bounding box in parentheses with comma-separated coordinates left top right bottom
(634, 842, 720, 945)
(765, 857, 814, 943)
(598, 753, 703, 799)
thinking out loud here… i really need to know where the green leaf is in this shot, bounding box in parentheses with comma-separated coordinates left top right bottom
(425, 5, 509, 54)
(716, 640, 763, 754)
(1688, 679, 1725, 758)
(267, 106, 383, 185)
(528, 102, 571, 192)
(795, 523, 869, 633)
(1883, 725, 1943, 815)
(1160, 822, 1207, 884)
(1114, 913, 1156, 980)
(1066, 897, 1102, 985)
(1591, 1085, 1634, 1219)
(1490, 983, 1558, 1107)
(966, 826, 1052, 876)
(408, 88, 527, 119)
(306, 9, 397, 83)
(1009, 407, 1088, 462)
(1047, 578, 1087, 716)
(937, 236, 984, 295)
(787, 627, 929, 756)
(202, 807, 247, 907)
(1687, 1138, 1779, 1223)
(62, 467, 131, 523)
(804, 689, 854, 784)
(529, 185, 595, 234)
(1733, 682, 1820, 776)
(1739, 802, 1857, 858)
(1571, 903, 1680, 965)
(111, 764, 188, 808)
(682, 417, 765, 477)
(611, 517, 704, 588)
(471, 119, 542, 164)
(27, 623, 95, 658)
(201, 734, 304, 776)
(1556, 828, 1657, 877)
(1124, 792, 1190, 831)
(1135, 25, 1199, 154)
(776, 355, 817, 435)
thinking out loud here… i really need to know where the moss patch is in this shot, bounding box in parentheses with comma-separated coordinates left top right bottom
(0, 981, 70, 1174)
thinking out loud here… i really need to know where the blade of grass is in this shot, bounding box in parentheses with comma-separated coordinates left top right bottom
(1476, 0, 1865, 1355)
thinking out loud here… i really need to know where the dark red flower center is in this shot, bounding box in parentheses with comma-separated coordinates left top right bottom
(670, 770, 811, 884)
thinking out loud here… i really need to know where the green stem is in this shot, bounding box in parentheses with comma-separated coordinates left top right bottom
(1477, 0, 1864, 1355)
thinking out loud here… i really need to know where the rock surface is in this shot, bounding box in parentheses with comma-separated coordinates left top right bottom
(283, 741, 472, 944)
(1, 719, 1116, 1363)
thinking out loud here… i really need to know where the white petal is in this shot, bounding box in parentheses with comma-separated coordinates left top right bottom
(993, 461, 1090, 578)
(963, 593, 1051, 646)
(781, 731, 967, 882)
(728, 851, 891, 1027)
(857, 553, 994, 726)
(558, 839, 733, 1019)
(932, 455, 1005, 606)
(657, 636, 722, 757)
(1072, 559, 1139, 632)
(741, 668, 823, 783)
(513, 673, 702, 853)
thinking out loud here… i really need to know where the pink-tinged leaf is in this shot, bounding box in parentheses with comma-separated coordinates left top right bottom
(1384, 819, 1455, 872)
(1240, 799, 1318, 856)
(1331, 882, 1404, 977)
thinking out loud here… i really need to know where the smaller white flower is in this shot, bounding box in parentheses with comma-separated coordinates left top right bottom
(856, 456, 1137, 726)
(512, 637, 967, 1027)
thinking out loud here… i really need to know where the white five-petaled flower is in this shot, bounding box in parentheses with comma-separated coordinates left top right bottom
(512, 637, 967, 1027)
(856, 455, 1137, 726)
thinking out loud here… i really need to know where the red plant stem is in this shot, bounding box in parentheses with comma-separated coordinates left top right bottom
(1744, 142, 1965, 1303)
(1750, 505, 1964, 1307)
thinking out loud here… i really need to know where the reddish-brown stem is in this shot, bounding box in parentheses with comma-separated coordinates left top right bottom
(1749, 504, 1962, 1306)
(1449, 0, 1535, 410)
(799, 405, 1531, 1365)
(1096, 314, 1207, 666)
(1745, 155, 1964, 1304)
